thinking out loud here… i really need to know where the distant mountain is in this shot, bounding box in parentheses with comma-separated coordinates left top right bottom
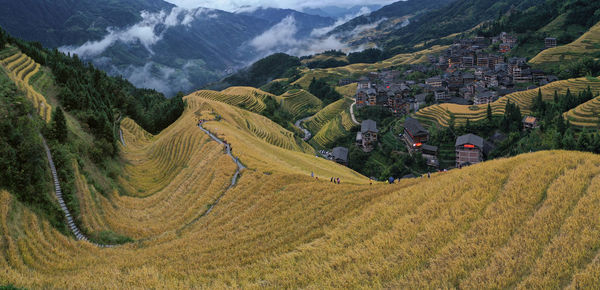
(0, 1, 337, 96)
(0, 0, 174, 48)
(237, 7, 335, 38)
(327, 0, 457, 46)
(301, 5, 383, 19)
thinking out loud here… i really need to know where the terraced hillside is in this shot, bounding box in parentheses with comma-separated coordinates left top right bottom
(191, 94, 314, 154)
(415, 76, 600, 127)
(564, 96, 600, 128)
(194, 89, 267, 114)
(0, 46, 51, 122)
(221, 86, 275, 101)
(310, 110, 357, 149)
(291, 45, 448, 89)
(276, 89, 323, 119)
(302, 98, 358, 149)
(4, 107, 600, 288)
(305, 98, 354, 134)
(530, 21, 600, 66)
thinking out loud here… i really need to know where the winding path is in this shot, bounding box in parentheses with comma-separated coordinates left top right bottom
(349, 100, 360, 125)
(119, 129, 125, 146)
(42, 120, 245, 245)
(294, 115, 313, 141)
(41, 135, 113, 248)
(196, 123, 245, 214)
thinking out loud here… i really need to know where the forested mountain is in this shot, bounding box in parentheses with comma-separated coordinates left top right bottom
(301, 5, 383, 18)
(351, 0, 600, 55)
(0, 1, 338, 96)
(0, 0, 174, 48)
(237, 8, 335, 38)
(329, 0, 457, 38)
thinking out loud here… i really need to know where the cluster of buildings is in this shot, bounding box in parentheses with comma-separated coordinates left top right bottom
(328, 119, 380, 166)
(426, 34, 558, 105)
(402, 115, 540, 169)
(353, 33, 558, 117)
(355, 73, 427, 116)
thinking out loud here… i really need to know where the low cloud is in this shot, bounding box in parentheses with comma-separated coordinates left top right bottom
(110, 62, 194, 97)
(310, 6, 372, 37)
(247, 8, 378, 59)
(250, 15, 300, 52)
(164, 0, 396, 11)
(59, 7, 213, 58)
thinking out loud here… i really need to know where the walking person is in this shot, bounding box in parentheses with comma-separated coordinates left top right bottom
(311, 171, 314, 179)
(337, 177, 340, 184)
(330, 177, 333, 183)
(428, 172, 431, 179)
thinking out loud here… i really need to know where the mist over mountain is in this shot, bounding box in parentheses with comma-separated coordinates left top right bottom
(0, 0, 354, 96)
(301, 5, 383, 18)
(0, 0, 454, 96)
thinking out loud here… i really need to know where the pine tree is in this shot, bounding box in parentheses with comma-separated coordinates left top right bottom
(533, 88, 543, 113)
(51, 107, 68, 143)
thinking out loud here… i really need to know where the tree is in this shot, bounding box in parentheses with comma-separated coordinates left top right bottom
(486, 103, 493, 121)
(533, 88, 544, 114)
(51, 107, 68, 143)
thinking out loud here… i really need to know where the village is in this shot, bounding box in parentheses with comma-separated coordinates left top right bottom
(326, 32, 552, 179)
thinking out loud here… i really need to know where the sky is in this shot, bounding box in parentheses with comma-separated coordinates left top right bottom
(163, 0, 397, 11)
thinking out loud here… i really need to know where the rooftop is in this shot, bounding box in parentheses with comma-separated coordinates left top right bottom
(456, 133, 485, 149)
(404, 117, 428, 137)
(361, 120, 379, 134)
(332, 147, 349, 162)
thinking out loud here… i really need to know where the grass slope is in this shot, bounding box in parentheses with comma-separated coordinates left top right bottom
(276, 89, 323, 119)
(415, 76, 600, 127)
(564, 95, 600, 128)
(530, 21, 600, 66)
(3, 136, 600, 287)
(0, 46, 51, 122)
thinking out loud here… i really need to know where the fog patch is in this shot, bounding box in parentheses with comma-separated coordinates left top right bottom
(59, 7, 212, 58)
(310, 6, 372, 37)
(112, 62, 195, 97)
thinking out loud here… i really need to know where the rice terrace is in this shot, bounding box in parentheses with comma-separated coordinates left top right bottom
(2, 0, 600, 288)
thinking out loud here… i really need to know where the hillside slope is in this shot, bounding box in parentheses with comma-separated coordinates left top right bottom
(530, 21, 600, 66)
(3, 98, 600, 288)
(415, 76, 600, 127)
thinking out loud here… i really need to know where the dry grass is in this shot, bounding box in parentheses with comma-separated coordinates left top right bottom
(3, 148, 600, 287)
(564, 95, 600, 128)
(0, 47, 52, 122)
(4, 68, 600, 287)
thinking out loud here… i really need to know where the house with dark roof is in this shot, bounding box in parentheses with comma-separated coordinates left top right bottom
(332, 147, 349, 165)
(455, 133, 491, 167)
(359, 120, 378, 152)
(403, 117, 429, 150)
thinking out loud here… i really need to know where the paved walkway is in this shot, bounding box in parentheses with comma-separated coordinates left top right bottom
(119, 129, 125, 146)
(196, 123, 245, 215)
(349, 100, 360, 125)
(41, 135, 114, 248)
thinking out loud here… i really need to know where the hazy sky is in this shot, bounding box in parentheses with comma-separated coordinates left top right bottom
(163, 0, 397, 11)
